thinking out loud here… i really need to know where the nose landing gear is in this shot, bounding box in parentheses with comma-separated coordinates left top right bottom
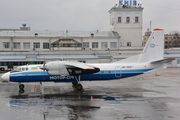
(19, 84, 25, 93)
(73, 75, 84, 91)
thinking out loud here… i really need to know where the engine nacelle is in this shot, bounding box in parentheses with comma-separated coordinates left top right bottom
(46, 61, 70, 76)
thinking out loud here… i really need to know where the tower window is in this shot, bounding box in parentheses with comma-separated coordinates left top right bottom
(118, 17, 121, 23)
(127, 42, 131, 46)
(135, 17, 139, 23)
(126, 17, 130, 23)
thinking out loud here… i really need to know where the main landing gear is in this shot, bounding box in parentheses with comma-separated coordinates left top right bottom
(19, 84, 25, 93)
(73, 75, 84, 91)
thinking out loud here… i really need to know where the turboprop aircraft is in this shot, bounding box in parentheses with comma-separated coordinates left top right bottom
(1, 28, 175, 91)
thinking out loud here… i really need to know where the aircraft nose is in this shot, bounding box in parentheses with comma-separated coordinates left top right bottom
(1, 72, 10, 82)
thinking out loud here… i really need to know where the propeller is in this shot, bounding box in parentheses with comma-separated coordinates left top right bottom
(40, 57, 48, 73)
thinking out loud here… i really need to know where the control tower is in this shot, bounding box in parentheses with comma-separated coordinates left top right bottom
(109, 0, 143, 47)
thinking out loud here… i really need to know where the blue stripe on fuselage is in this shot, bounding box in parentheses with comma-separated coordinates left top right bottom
(9, 68, 153, 82)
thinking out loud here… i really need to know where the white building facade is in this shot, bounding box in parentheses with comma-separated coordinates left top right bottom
(0, 31, 120, 52)
(109, 5, 143, 47)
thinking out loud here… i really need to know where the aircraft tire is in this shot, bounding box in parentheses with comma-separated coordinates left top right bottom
(19, 84, 25, 90)
(19, 89, 24, 93)
(76, 84, 83, 91)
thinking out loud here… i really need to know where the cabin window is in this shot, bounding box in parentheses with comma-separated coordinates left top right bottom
(22, 67, 25, 71)
(101, 70, 104, 73)
(26, 67, 28, 71)
(108, 70, 111, 73)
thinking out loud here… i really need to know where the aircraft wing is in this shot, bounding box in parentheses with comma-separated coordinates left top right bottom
(45, 61, 100, 76)
(150, 58, 175, 64)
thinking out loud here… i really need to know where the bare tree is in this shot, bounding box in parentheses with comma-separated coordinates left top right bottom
(168, 30, 180, 48)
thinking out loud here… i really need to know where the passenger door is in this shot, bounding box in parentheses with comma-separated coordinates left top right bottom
(115, 66, 122, 78)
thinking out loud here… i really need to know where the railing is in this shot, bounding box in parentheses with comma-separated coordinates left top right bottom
(0, 31, 116, 38)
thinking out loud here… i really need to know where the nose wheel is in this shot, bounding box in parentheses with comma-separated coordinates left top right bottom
(19, 84, 25, 93)
(19, 84, 25, 90)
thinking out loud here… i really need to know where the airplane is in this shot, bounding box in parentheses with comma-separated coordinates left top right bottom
(1, 28, 175, 91)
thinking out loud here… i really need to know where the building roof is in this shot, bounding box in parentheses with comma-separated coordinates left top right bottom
(109, 4, 143, 13)
(0, 31, 119, 38)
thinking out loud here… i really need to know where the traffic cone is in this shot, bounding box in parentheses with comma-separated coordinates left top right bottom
(34, 83, 37, 93)
(91, 96, 93, 102)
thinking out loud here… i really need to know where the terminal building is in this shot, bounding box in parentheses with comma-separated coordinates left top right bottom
(0, 0, 143, 52)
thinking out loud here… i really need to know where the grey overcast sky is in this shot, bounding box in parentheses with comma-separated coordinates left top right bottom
(0, 0, 180, 34)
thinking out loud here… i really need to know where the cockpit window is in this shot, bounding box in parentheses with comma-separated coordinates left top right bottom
(15, 67, 21, 71)
(10, 67, 21, 73)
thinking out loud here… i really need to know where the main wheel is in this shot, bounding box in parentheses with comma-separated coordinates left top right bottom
(19, 84, 25, 90)
(76, 84, 83, 91)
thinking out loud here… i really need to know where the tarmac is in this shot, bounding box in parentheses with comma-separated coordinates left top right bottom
(0, 68, 180, 120)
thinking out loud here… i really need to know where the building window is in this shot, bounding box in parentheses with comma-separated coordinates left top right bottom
(169, 37, 172, 40)
(135, 17, 139, 23)
(176, 59, 180, 64)
(3, 42, 10, 49)
(83, 42, 89, 48)
(165, 37, 168, 39)
(127, 42, 131, 46)
(23, 42, 30, 49)
(101, 42, 108, 49)
(110, 42, 117, 49)
(43, 43, 49, 49)
(126, 17, 130, 23)
(33, 42, 40, 49)
(92, 42, 98, 48)
(13, 42, 20, 49)
(168, 61, 172, 65)
(118, 17, 121, 23)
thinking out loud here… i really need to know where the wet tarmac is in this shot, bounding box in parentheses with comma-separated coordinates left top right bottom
(0, 68, 180, 120)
